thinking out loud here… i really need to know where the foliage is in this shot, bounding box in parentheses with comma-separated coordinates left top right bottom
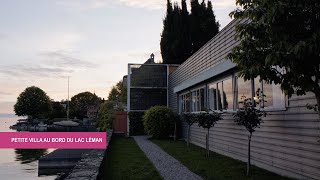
(14, 86, 52, 118)
(108, 80, 127, 104)
(152, 139, 292, 180)
(181, 112, 197, 126)
(96, 101, 114, 131)
(197, 112, 222, 129)
(70, 91, 101, 119)
(128, 111, 145, 136)
(143, 106, 177, 139)
(161, 0, 219, 64)
(228, 0, 320, 114)
(233, 96, 265, 134)
(190, 0, 219, 54)
(49, 101, 66, 119)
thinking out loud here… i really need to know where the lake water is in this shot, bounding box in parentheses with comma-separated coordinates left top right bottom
(0, 115, 57, 180)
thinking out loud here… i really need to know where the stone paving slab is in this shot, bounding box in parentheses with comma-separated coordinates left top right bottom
(133, 136, 203, 180)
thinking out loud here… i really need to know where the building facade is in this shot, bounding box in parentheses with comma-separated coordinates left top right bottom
(168, 19, 320, 180)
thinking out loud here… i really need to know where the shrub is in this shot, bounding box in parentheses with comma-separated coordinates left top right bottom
(128, 111, 145, 136)
(143, 106, 177, 139)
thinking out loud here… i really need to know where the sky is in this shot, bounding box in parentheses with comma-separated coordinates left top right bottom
(0, 0, 237, 114)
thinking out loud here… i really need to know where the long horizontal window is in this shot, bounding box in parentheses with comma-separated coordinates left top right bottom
(178, 74, 286, 114)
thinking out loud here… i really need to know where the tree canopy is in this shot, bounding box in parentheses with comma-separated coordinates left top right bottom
(70, 92, 101, 119)
(108, 80, 126, 104)
(14, 86, 52, 118)
(161, 0, 220, 64)
(49, 101, 66, 119)
(228, 0, 320, 114)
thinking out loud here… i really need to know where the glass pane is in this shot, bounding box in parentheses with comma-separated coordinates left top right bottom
(223, 78, 234, 110)
(186, 93, 190, 112)
(197, 90, 200, 111)
(208, 84, 217, 111)
(130, 65, 167, 87)
(237, 77, 251, 108)
(217, 82, 223, 110)
(254, 77, 262, 107)
(179, 95, 183, 113)
(191, 91, 196, 112)
(130, 88, 167, 110)
(200, 88, 205, 111)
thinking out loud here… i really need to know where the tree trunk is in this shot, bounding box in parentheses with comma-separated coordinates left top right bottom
(206, 128, 210, 157)
(174, 122, 177, 142)
(247, 133, 252, 176)
(315, 92, 320, 142)
(187, 125, 190, 147)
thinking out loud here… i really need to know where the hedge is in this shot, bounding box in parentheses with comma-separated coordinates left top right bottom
(128, 111, 145, 136)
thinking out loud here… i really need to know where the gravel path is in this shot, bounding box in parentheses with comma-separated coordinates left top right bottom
(133, 136, 203, 180)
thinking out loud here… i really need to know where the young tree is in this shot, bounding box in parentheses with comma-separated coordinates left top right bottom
(181, 113, 197, 147)
(228, 1, 320, 119)
(14, 86, 52, 119)
(197, 111, 222, 157)
(233, 94, 266, 176)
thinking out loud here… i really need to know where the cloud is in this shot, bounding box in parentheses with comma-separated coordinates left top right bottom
(116, 0, 236, 11)
(0, 91, 12, 96)
(0, 64, 74, 78)
(0, 51, 96, 79)
(41, 50, 97, 69)
(116, 0, 166, 10)
(56, 0, 109, 11)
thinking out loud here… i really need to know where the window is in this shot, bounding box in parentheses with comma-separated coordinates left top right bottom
(208, 77, 234, 111)
(190, 88, 205, 112)
(178, 73, 286, 113)
(253, 78, 285, 110)
(236, 77, 252, 108)
(179, 93, 190, 113)
(235, 75, 286, 110)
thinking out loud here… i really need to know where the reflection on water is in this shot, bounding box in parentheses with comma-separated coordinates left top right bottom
(15, 149, 49, 164)
(0, 116, 57, 180)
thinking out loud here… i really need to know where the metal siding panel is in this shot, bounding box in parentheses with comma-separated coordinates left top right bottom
(168, 19, 320, 179)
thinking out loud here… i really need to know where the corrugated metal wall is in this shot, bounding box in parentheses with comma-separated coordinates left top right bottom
(168, 19, 320, 180)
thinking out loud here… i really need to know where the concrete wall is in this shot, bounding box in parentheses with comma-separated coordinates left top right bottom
(168, 19, 320, 180)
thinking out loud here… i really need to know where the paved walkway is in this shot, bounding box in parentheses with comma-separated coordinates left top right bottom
(133, 136, 203, 180)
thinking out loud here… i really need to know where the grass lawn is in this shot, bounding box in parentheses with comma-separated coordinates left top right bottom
(105, 136, 162, 180)
(151, 139, 292, 180)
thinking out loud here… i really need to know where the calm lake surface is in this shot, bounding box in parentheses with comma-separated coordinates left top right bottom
(0, 115, 57, 180)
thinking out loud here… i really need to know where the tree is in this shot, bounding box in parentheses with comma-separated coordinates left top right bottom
(160, 0, 174, 64)
(49, 101, 66, 119)
(228, 1, 320, 119)
(108, 80, 126, 110)
(233, 94, 266, 176)
(197, 111, 222, 157)
(70, 92, 101, 119)
(190, 0, 220, 53)
(161, 0, 219, 64)
(96, 101, 114, 131)
(14, 86, 52, 119)
(181, 113, 197, 147)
